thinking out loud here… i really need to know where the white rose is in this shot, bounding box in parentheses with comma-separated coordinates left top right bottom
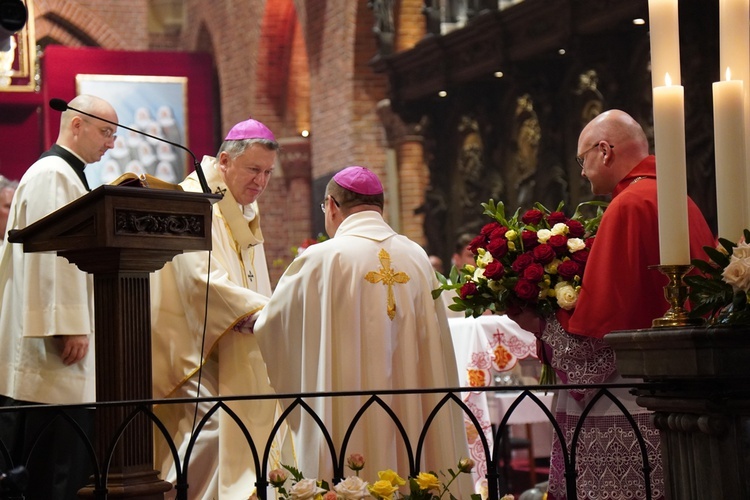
(722, 256, 750, 292)
(476, 251, 494, 268)
(551, 222, 569, 236)
(537, 229, 552, 243)
(733, 241, 750, 259)
(554, 282, 578, 310)
(567, 238, 585, 253)
(289, 479, 326, 500)
(334, 476, 370, 499)
(473, 267, 486, 281)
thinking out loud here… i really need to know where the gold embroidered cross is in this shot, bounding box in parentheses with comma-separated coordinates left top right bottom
(364, 248, 410, 320)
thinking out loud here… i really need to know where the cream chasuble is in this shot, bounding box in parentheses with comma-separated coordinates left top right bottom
(151, 156, 281, 499)
(255, 211, 472, 493)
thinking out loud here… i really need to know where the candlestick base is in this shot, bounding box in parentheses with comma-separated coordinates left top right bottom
(650, 264, 705, 328)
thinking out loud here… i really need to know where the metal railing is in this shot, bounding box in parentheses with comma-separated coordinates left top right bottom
(0, 382, 660, 500)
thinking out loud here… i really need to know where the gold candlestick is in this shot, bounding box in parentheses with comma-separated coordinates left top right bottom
(651, 264, 705, 328)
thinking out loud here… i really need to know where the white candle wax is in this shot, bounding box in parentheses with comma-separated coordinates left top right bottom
(653, 80, 691, 265)
(719, 0, 750, 228)
(648, 0, 681, 87)
(713, 74, 748, 241)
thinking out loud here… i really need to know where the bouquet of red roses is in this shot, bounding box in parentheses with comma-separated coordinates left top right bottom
(434, 199, 607, 318)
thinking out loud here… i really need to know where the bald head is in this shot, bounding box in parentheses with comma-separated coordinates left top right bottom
(57, 94, 118, 164)
(578, 109, 649, 195)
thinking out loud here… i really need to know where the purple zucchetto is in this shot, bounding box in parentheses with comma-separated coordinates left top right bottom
(224, 117, 276, 141)
(333, 166, 384, 195)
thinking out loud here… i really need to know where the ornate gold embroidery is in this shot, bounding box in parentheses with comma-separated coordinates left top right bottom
(364, 248, 410, 320)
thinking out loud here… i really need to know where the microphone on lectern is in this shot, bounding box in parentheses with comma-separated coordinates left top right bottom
(49, 98, 212, 195)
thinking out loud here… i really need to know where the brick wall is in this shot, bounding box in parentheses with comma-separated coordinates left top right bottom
(28, 0, 428, 285)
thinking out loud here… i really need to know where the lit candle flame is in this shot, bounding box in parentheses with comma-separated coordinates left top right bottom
(725, 66, 732, 81)
(664, 72, 672, 86)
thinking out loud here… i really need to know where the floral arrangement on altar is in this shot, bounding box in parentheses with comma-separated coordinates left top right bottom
(293, 233, 329, 257)
(433, 199, 607, 319)
(686, 229, 750, 326)
(267, 454, 508, 500)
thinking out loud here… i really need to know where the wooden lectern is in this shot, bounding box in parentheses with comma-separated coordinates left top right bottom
(8, 185, 219, 499)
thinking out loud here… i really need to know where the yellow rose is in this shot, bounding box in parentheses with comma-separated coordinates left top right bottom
(415, 472, 440, 492)
(544, 258, 560, 274)
(377, 469, 406, 486)
(505, 229, 517, 241)
(368, 479, 399, 500)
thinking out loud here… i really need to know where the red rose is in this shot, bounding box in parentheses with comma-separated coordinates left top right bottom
(522, 263, 545, 282)
(521, 230, 539, 250)
(459, 282, 478, 299)
(467, 234, 486, 254)
(490, 226, 509, 240)
(484, 260, 505, 280)
(547, 211, 567, 225)
(514, 279, 538, 301)
(486, 237, 509, 259)
(511, 252, 535, 273)
(585, 236, 596, 249)
(570, 248, 589, 265)
(557, 260, 582, 280)
(480, 222, 502, 236)
(521, 209, 544, 225)
(566, 219, 585, 238)
(548, 235, 568, 255)
(532, 244, 556, 265)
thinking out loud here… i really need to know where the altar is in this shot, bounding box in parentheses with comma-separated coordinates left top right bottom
(448, 314, 554, 490)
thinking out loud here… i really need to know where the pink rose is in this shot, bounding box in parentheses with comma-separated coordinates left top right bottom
(521, 209, 544, 225)
(514, 279, 539, 301)
(460, 282, 478, 299)
(484, 260, 505, 280)
(522, 263, 545, 282)
(531, 244, 555, 265)
(346, 453, 365, 471)
(511, 252, 535, 273)
(557, 260, 582, 280)
(566, 219, 585, 238)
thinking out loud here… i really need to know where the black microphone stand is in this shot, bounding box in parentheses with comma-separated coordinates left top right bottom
(49, 98, 213, 195)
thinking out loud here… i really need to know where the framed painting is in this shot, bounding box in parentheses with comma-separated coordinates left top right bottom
(76, 74, 189, 188)
(0, 1, 37, 92)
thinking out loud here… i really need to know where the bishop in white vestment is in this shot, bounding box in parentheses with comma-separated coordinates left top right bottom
(255, 166, 472, 494)
(151, 118, 285, 499)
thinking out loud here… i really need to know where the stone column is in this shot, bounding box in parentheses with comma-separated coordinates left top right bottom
(605, 326, 750, 500)
(376, 99, 428, 247)
(277, 136, 312, 258)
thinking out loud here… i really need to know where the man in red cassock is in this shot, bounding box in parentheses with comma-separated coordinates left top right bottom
(512, 109, 715, 500)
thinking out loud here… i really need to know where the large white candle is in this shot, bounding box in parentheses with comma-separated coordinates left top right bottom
(719, 0, 750, 227)
(653, 74, 691, 265)
(648, 0, 681, 87)
(713, 68, 748, 241)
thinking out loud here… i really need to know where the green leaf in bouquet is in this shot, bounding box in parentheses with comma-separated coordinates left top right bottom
(704, 246, 731, 268)
(689, 257, 721, 276)
(717, 237, 737, 256)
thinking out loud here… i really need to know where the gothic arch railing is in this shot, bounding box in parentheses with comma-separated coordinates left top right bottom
(0, 382, 662, 500)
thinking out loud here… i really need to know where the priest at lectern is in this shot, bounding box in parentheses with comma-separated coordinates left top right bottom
(0, 95, 118, 499)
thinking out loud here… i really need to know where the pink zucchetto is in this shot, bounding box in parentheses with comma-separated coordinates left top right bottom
(333, 166, 384, 195)
(224, 117, 276, 142)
